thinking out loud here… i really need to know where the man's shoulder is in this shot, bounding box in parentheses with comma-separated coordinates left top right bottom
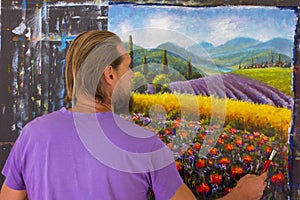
(22, 108, 68, 135)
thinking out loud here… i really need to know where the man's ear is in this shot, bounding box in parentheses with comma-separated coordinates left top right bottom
(103, 65, 114, 85)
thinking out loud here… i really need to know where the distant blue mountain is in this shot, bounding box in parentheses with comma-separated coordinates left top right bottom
(157, 42, 218, 68)
(157, 42, 189, 58)
(219, 37, 259, 47)
(208, 37, 260, 56)
(250, 38, 294, 57)
(185, 37, 294, 68)
(187, 42, 214, 55)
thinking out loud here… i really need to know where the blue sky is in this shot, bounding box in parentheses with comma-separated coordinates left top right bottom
(108, 5, 297, 48)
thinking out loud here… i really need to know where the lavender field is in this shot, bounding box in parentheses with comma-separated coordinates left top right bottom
(169, 74, 293, 109)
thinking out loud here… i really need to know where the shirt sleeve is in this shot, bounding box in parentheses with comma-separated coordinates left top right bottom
(150, 162, 183, 200)
(2, 132, 26, 190)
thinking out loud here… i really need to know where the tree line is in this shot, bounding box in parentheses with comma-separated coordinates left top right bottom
(127, 35, 202, 93)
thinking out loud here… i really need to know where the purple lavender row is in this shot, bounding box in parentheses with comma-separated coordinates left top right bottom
(169, 74, 292, 109)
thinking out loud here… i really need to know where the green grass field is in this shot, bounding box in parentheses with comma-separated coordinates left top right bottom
(230, 67, 293, 96)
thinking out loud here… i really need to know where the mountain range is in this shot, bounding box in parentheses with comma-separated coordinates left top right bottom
(186, 37, 293, 69)
(125, 36, 294, 73)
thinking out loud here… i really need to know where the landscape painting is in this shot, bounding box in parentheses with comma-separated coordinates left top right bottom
(108, 5, 297, 199)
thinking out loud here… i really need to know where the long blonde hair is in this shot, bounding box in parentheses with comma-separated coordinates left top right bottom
(65, 30, 123, 105)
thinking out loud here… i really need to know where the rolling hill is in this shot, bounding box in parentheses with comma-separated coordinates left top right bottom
(124, 41, 207, 77)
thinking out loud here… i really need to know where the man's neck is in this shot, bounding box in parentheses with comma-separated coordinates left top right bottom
(69, 94, 112, 114)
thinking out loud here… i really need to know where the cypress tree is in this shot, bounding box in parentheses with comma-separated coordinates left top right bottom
(128, 35, 133, 68)
(142, 56, 148, 76)
(186, 56, 192, 79)
(161, 48, 168, 74)
(271, 54, 274, 65)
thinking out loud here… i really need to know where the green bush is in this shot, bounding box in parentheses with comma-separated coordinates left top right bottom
(152, 74, 171, 93)
(132, 72, 148, 93)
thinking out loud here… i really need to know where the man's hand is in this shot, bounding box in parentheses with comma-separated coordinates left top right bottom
(221, 172, 268, 200)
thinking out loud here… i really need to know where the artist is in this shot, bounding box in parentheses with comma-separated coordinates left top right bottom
(0, 30, 267, 200)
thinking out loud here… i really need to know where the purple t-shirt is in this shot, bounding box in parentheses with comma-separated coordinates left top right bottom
(2, 108, 183, 200)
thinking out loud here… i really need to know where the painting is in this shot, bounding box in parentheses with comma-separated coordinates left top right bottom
(108, 4, 297, 199)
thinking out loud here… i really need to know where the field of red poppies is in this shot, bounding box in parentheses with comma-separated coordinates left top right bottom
(129, 114, 289, 199)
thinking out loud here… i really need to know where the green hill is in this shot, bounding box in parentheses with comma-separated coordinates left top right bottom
(123, 41, 206, 77)
(230, 68, 293, 96)
(212, 49, 292, 68)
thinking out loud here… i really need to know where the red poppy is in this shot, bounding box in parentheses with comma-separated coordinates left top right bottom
(262, 135, 269, 142)
(187, 148, 193, 155)
(219, 157, 230, 165)
(246, 144, 255, 151)
(229, 128, 237, 134)
(165, 128, 172, 135)
(265, 146, 272, 154)
(236, 138, 243, 146)
(248, 135, 254, 141)
(270, 172, 284, 185)
(242, 155, 253, 163)
(217, 138, 224, 145)
(230, 166, 243, 176)
(175, 161, 182, 171)
(207, 160, 214, 166)
(221, 132, 228, 139)
(209, 147, 218, 155)
(195, 159, 206, 168)
(225, 144, 234, 151)
(199, 133, 206, 140)
(196, 182, 210, 193)
(253, 131, 260, 137)
(193, 142, 201, 151)
(258, 138, 266, 145)
(172, 122, 180, 129)
(210, 174, 222, 184)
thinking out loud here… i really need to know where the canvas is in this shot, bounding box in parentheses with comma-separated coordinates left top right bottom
(108, 4, 297, 199)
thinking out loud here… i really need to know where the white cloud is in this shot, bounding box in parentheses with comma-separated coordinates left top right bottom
(118, 28, 197, 49)
(146, 12, 182, 30)
(116, 12, 198, 48)
(207, 18, 241, 45)
(118, 19, 134, 35)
